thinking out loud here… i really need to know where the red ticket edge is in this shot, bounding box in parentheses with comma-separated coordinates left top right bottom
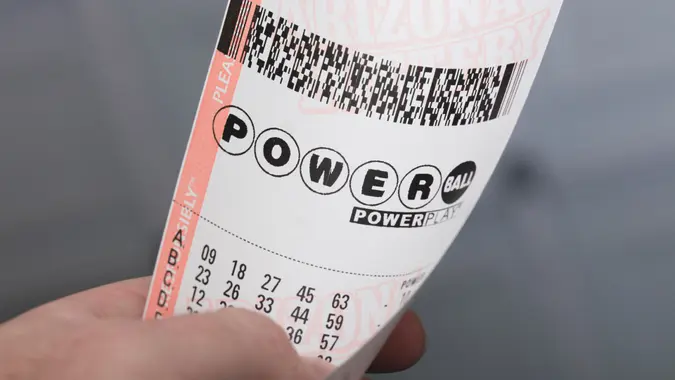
(143, 0, 261, 320)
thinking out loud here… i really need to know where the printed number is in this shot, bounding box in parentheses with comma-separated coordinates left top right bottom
(290, 306, 310, 324)
(231, 260, 247, 280)
(223, 281, 240, 300)
(320, 334, 339, 351)
(201, 245, 217, 265)
(219, 300, 234, 308)
(187, 306, 199, 314)
(325, 314, 344, 331)
(191, 287, 205, 307)
(261, 274, 281, 292)
(255, 295, 274, 313)
(401, 290, 413, 305)
(318, 355, 332, 362)
(195, 265, 211, 285)
(331, 294, 350, 310)
(286, 326, 303, 344)
(296, 286, 315, 304)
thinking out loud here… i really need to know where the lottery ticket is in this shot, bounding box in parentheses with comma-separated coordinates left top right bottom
(142, 1, 564, 378)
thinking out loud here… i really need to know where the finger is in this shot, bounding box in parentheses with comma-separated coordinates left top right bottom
(112, 307, 334, 380)
(37, 277, 151, 321)
(367, 310, 426, 373)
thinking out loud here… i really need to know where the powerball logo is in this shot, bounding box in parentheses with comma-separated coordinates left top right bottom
(213, 104, 476, 229)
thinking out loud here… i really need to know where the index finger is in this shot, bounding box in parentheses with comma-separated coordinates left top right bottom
(63, 277, 426, 374)
(101, 307, 333, 380)
(367, 310, 426, 373)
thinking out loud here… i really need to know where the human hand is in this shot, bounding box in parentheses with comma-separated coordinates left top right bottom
(0, 277, 425, 380)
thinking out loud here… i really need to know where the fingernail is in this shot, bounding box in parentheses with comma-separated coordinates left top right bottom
(301, 357, 335, 379)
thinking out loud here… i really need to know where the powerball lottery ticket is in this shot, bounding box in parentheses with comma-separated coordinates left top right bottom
(142, 1, 564, 378)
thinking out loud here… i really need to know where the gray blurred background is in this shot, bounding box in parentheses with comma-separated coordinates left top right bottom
(1, 1, 674, 379)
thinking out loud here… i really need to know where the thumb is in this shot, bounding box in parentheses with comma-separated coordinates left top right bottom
(91, 308, 334, 380)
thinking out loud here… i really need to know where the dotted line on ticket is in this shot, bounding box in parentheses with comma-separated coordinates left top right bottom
(172, 200, 423, 278)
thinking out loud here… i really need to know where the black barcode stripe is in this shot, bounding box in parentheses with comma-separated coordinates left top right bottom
(230, 0, 252, 59)
(490, 63, 516, 121)
(504, 60, 527, 116)
(499, 62, 517, 118)
(499, 64, 516, 118)
(228, 2, 244, 56)
(226, 4, 527, 127)
(502, 62, 525, 116)
(216, 0, 245, 57)
(229, 0, 247, 57)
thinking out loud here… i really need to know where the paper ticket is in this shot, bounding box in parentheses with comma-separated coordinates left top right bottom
(143, 1, 564, 378)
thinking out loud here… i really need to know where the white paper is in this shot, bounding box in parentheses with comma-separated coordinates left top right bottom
(143, 1, 564, 378)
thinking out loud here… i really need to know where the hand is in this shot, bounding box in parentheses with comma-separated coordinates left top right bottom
(0, 277, 425, 379)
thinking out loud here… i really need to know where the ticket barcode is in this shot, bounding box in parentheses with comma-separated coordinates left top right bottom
(216, 0, 527, 127)
(217, 0, 254, 59)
